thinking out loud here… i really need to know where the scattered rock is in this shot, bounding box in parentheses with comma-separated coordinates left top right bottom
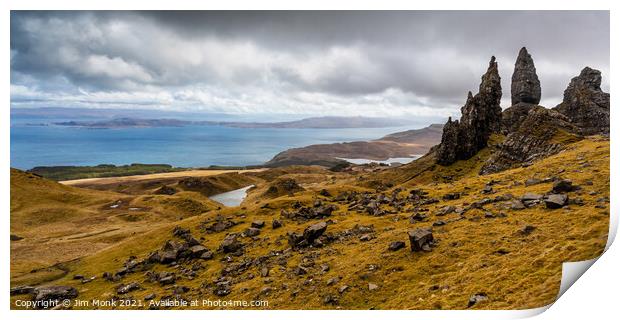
(201, 217, 239, 233)
(10, 285, 34, 296)
(442, 192, 461, 200)
(368, 283, 379, 291)
(117, 282, 141, 294)
(519, 225, 536, 236)
(32, 286, 78, 308)
(468, 293, 488, 308)
(510, 200, 525, 210)
(243, 227, 261, 237)
(521, 193, 543, 207)
(288, 221, 327, 249)
(251, 220, 265, 229)
(294, 266, 308, 276)
(323, 294, 339, 305)
(260, 267, 270, 277)
(272, 219, 283, 229)
(408, 228, 434, 252)
(545, 194, 568, 209)
(524, 178, 542, 186)
(388, 241, 406, 251)
(482, 185, 493, 194)
(436, 205, 456, 216)
(552, 179, 577, 193)
(219, 234, 244, 254)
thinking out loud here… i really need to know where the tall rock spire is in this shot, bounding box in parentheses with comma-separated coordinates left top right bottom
(436, 56, 503, 166)
(511, 47, 541, 105)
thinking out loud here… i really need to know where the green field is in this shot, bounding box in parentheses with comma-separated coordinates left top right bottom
(28, 163, 189, 181)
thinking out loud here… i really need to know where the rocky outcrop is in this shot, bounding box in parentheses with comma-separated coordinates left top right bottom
(500, 103, 536, 135)
(511, 47, 541, 105)
(480, 106, 580, 174)
(554, 67, 610, 135)
(436, 57, 502, 165)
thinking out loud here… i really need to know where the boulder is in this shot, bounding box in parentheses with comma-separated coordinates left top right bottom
(189, 245, 208, 258)
(219, 234, 244, 253)
(442, 192, 461, 200)
(408, 228, 434, 252)
(288, 221, 327, 249)
(468, 293, 488, 308)
(388, 241, 406, 251)
(272, 219, 283, 229)
(545, 194, 568, 209)
(243, 227, 261, 237)
(519, 225, 536, 236)
(32, 286, 78, 308)
(552, 179, 577, 193)
(251, 220, 265, 229)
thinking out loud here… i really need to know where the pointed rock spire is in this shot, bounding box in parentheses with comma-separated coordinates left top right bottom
(511, 47, 541, 105)
(436, 56, 502, 166)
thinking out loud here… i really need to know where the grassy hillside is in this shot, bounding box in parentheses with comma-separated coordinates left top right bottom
(10, 136, 609, 309)
(10, 169, 224, 287)
(29, 164, 188, 181)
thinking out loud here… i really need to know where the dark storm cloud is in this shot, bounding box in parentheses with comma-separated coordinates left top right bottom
(10, 11, 609, 117)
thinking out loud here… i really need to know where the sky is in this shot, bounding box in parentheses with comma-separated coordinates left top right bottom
(10, 11, 610, 120)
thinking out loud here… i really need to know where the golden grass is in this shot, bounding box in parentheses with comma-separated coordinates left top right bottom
(10, 137, 609, 310)
(60, 169, 266, 186)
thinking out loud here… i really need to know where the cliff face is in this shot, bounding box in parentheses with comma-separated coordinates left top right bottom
(554, 67, 610, 135)
(436, 47, 609, 175)
(480, 107, 580, 174)
(436, 57, 502, 166)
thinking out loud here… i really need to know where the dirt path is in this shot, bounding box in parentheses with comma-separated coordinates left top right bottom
(60, 169, 266, 186)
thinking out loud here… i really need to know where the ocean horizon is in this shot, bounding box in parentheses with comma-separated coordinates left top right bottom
(10, 118, 415, 170)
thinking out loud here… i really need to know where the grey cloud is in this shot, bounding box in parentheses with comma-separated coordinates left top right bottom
(10, 11, 609, 117)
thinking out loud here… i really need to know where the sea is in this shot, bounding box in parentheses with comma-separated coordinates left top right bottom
(10, 115, 416, 170)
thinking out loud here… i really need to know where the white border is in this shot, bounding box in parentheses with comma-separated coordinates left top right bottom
(2, 1, 616, 319)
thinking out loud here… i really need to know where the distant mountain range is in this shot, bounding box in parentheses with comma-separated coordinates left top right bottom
(53, 116, 415, 129)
